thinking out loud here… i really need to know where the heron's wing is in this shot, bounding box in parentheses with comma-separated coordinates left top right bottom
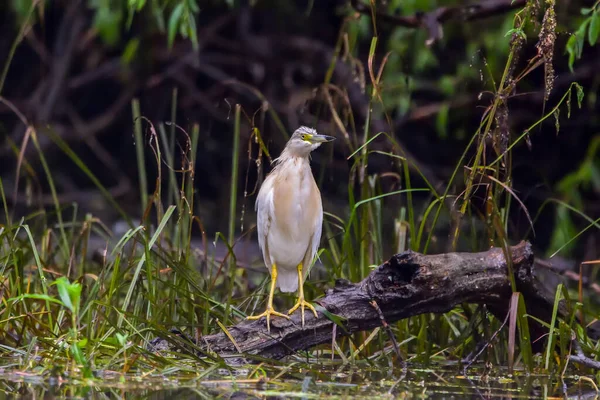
(303, 189, 323, 280)
(256, 174, 275, 269)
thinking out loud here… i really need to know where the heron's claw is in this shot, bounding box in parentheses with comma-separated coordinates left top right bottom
(288, 298, 318, 328)
(247, 307, 290, 333)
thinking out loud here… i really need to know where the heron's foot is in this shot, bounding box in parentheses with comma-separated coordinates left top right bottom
(288, 298, 318, 328)
(247, 307, 290, 332)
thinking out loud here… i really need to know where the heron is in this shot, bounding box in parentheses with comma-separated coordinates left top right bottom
(248, 126, 335, 331)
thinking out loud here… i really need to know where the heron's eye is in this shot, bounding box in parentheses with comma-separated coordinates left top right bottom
(300, 134, 307, 140)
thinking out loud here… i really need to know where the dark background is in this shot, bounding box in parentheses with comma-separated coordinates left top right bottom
(0, 0, 598, 263)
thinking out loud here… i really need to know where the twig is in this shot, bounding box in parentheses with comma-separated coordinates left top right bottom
(570, 339, 600, 370)
(38, 1, 84, 122)
(370, 299, 403, 361)
(350, 0, 526, 46)
(462, 309, 510, 373)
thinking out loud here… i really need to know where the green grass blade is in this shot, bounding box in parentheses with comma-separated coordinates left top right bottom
(132, 99, 148, 212)
(22, 224, 52, 327)
(224, 104, 241, 325)
(544, 283, 563, 371)
(118, 205, 176, 328)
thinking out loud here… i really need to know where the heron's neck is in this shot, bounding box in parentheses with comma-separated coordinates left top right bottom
(273, 148, 311, 167)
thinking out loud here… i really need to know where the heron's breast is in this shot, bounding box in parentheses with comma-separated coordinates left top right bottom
(271, 161, 321, 241)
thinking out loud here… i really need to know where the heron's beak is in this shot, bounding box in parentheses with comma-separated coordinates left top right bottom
(309, 134, 336, 143)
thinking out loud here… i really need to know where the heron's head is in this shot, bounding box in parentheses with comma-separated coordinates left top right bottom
(284, 126, 335, 157)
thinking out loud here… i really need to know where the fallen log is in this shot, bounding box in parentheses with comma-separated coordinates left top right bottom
(151, 241, 562, 361)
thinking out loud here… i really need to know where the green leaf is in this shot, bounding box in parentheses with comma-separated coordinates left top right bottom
(576, 20, 590, 56)
(168, 3, 185, 48)
(126, 0, 146, 28)
(436, 103, 449, 139)
(187, 11, 199, 50)
(179, 13, 188, 38)
(55, 277, 75, 313)
(566, 21, 589, 72)
(116, 332, 128, 346)
(188, 0, 200, 13)
(121, 38, 140, 65)
(10, 0, 38, 25)
(566, 85, 572, 117)
(505, 27, 526, 41)
(589, 13, 599, 45)
(590, 164, 600, 193)
(581, 7, 593, 15)
(566, 35, 578, 72)
(576, 30, 585, 59)
(574, 82, 585, 108)
(67, 281, 82, 313)
(439, 75, 455, 96)
(127, 0, 146, 10)
(317, 305, 349, 333)
(71, 342, 86, 366)
(53, 276, 82, 314)
(93, 6, 123, 46)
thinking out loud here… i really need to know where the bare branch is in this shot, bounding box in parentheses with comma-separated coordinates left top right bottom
(350, 0, 526, 46)
(149, 241, 580, 364)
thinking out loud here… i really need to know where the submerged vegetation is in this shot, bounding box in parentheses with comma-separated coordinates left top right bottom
(1, 0, 600, 397)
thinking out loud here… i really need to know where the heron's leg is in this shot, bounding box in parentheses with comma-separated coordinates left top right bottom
(246, 263, 290, 332)
(287, 262, 318, 328)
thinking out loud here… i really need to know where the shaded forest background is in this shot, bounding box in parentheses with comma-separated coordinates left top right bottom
(0, 0, 598, 264)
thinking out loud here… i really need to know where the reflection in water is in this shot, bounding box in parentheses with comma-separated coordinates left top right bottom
(0, 364, 598, 399)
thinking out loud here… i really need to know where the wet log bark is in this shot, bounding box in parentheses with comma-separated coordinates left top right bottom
(151, 241, 561, 361)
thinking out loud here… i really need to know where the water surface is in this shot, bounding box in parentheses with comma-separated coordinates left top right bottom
(1, 362, 597, 399)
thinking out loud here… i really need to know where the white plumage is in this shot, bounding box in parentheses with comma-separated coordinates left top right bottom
(247, 126, 335, 330)
(255, 155, 323, 292)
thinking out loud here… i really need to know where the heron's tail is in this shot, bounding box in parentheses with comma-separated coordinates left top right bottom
(276, 267, 299, 293)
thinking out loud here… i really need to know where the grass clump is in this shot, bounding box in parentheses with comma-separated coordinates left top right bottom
(0, 1, 600, 396)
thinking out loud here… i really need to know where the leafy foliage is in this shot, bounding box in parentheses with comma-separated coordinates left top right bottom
(566, 1, 600, 71)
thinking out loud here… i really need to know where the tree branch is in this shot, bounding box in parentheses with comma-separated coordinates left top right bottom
(150, 241, 573, 362)
(350, 0, 526, 46)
